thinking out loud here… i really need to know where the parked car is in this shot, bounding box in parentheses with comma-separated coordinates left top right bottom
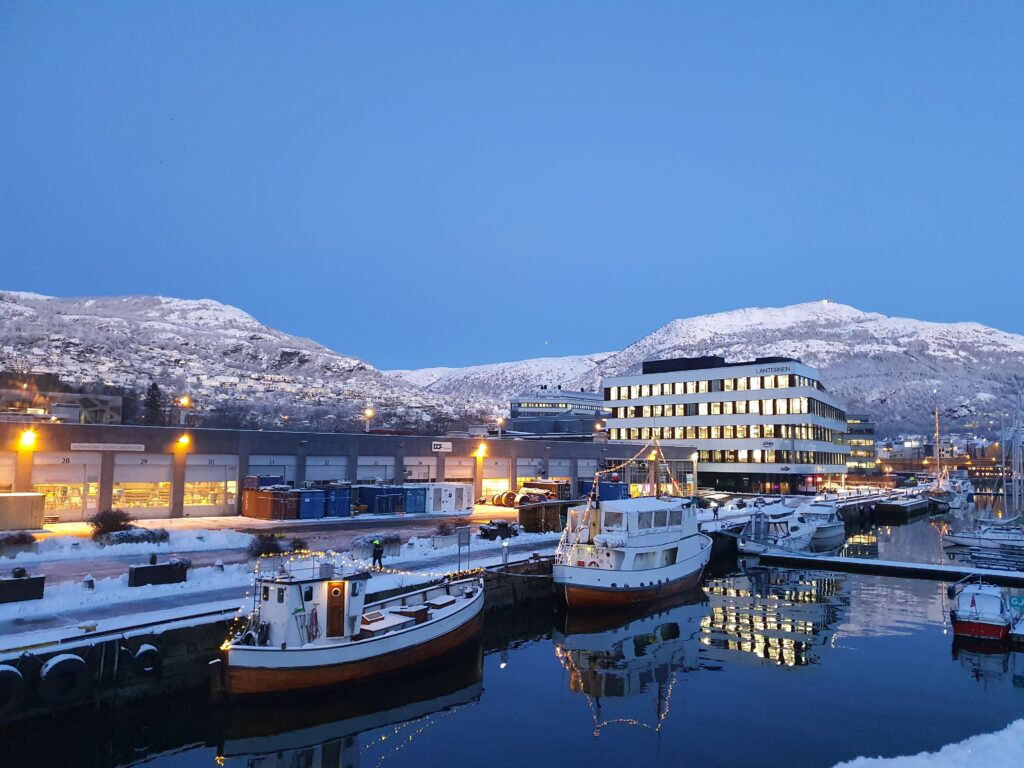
(478, 520, 520, 540)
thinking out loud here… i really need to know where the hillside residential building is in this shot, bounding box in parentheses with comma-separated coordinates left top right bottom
(507, 387, 610, 435)
(603, 356, 850, 494)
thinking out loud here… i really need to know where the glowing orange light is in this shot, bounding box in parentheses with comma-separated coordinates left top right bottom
(177, 434, 191, 446)
(19, 429, 37, 449)
(474, 442, 487, 458)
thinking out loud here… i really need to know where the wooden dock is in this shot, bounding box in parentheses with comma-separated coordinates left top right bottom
(757, 551, 1024, 587)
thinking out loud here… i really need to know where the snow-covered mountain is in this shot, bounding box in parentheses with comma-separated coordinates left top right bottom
(388, 352, 615, 401)
(3, 292, 1020, 434)
(393, 301, 1024, 433)
(0, 292, 461, 429)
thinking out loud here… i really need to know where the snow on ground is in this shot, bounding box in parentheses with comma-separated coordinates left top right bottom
(0, 563, 253, 621)
(834, 720, 1024, 767)
(5, 529, 254, 564)
(395, 531, 561, 563)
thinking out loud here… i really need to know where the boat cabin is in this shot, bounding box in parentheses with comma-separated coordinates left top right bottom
(243, 557, 371, 650)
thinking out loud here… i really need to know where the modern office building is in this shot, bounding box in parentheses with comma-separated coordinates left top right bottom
(838, 414, 877, 473)
(507, 388, 610, 435)
(0, 422, 696, 522)
(603, 356, 849, 493)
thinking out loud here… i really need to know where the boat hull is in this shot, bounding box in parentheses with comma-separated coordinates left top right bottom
(224, 596, 484, 697)
(950, 612, 1010, 641)
(560, 565, 705, 609)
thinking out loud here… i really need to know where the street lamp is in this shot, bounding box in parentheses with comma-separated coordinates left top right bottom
(364, 407, 375, 433)
(497, 417, 505, 438)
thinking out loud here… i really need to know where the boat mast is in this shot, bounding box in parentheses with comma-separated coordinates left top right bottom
(934, 402, 941, 489)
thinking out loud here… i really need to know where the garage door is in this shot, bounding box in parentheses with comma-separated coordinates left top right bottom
(548, 459, 572, 482)
(306, 456, 349, 483)
(185, 454, 239, 517)
(0, 453, 14, 492)
(247, 455, 298, 483)
(113, 454, 173, 519)
(444, 458, 474, 481)
(32, 452, 101, 522)
(517, 458, 543, 485)
(357, 456, 395, 482)
(404, 457, 436, 482)
(481, 458, 510, 496)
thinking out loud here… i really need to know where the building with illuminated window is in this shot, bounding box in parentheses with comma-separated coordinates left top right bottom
(602, 356, 849, 494)
(508, 388, 611, 435)
(837, 414, 877, 473)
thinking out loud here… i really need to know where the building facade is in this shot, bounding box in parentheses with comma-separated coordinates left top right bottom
(603, 356, 849, 493)
(838, 414, 877, 473)
(0, 423, 695, 522)
(508, 388, 610, 435)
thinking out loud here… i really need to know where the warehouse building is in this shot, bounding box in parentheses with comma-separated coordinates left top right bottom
(0, 423, 697, 522)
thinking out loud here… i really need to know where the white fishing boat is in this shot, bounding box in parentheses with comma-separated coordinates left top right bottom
(736, 507, 815, 555)
(553, 496, 713, 609)
(695, 499, 751, 534)
(943, 525, 1024, 550)
(793, 500, 847, 550)
(217, 554, 484, 697)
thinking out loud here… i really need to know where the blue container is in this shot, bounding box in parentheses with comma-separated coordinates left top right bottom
(403, 486, 427, 514)
(334, 486, 352, 517)
(321, 486, 338, 517)
(257, 475, 285, 488)
(295, 489, 325, 519)
(578, 480, 630, 501)
(374, 493, 404, 515)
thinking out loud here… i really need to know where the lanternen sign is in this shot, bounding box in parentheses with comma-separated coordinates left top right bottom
(431, 441, 453, 453)
(756, 365, 792, 374)
(71, 443, 145, 452)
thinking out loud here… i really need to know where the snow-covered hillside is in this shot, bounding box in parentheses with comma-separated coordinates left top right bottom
(3, 293, 1021, 434)
(396, 301, 1024, 433)
(0, 292, 458, 428)
(388, 352, 615, 401)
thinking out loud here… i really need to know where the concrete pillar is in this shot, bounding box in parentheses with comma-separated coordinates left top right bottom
(14, 449, 33, 493)
(435, 454, 446, 484)
(347, 447, 360, 483)
(99, 453, 115, 512)
(570, 458, 579, 497)
(509, 456, 517, 492)
(170, 450, 187, 518)
(473, 455, 484, 502)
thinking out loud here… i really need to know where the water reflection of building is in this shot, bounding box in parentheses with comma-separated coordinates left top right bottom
(700, 567, 847, 667)
(218, 643, 483, 768)
(840, 531, 879, 559)
(552, 592, 708, 736)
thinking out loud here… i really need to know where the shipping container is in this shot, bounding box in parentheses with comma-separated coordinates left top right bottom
(402, 486, 427, 514)
(576, 480, 630, 501)
(294, 489, 325, 519)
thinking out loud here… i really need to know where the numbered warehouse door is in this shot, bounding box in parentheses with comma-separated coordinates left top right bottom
(113, 454, 173, 519)
(31, 452, 102, 522)
(185, 454, 239, 517)
(247, 455, 298, 484)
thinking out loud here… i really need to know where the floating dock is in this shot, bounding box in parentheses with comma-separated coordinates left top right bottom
(757, 551, 1024, 587)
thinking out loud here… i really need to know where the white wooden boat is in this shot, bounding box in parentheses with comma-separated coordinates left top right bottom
(553, 496, 712, 609)
(219, 554, 484, 697)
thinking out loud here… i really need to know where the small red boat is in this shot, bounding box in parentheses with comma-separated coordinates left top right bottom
(948, 580, 1012, 641)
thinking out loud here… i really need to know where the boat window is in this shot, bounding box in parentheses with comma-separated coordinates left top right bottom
(654, 509, 668, 527)
(303, 586, 313, 602)
(638, 511, 653, 530)
(603, 511, 624, 529)
(277, 587, 285, 603)
(668, 509, 683, 526)
(261, 586, 269, 601)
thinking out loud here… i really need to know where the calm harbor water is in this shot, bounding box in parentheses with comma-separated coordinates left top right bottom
(6, 509, 1023, 768)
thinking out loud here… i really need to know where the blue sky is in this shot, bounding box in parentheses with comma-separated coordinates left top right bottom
(1, 2, 1022, 369)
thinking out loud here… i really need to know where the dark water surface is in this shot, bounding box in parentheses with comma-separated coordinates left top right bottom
(6, 512, 1024, 768)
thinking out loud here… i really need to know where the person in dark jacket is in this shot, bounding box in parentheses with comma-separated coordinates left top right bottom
(372, 538, 384, 570)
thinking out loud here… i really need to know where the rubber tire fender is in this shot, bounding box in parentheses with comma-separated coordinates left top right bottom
(132, 644, 161, 676)
(38, 654, 91, 707)
(0, 664, 26, 719)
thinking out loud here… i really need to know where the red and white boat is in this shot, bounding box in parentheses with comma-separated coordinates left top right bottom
(553, 496, 712, 609)
(217, 554, 484, 697)
(948, 580, 1013, 641)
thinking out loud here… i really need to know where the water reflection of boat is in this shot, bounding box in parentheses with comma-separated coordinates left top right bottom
(700, 567, 846, 667)
(219, 640, 483, 766)
(552, 589, 708, 736)
(950, 637, 1024, 689)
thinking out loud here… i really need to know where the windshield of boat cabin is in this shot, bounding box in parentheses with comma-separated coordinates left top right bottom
(602, 511, 624, 530)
